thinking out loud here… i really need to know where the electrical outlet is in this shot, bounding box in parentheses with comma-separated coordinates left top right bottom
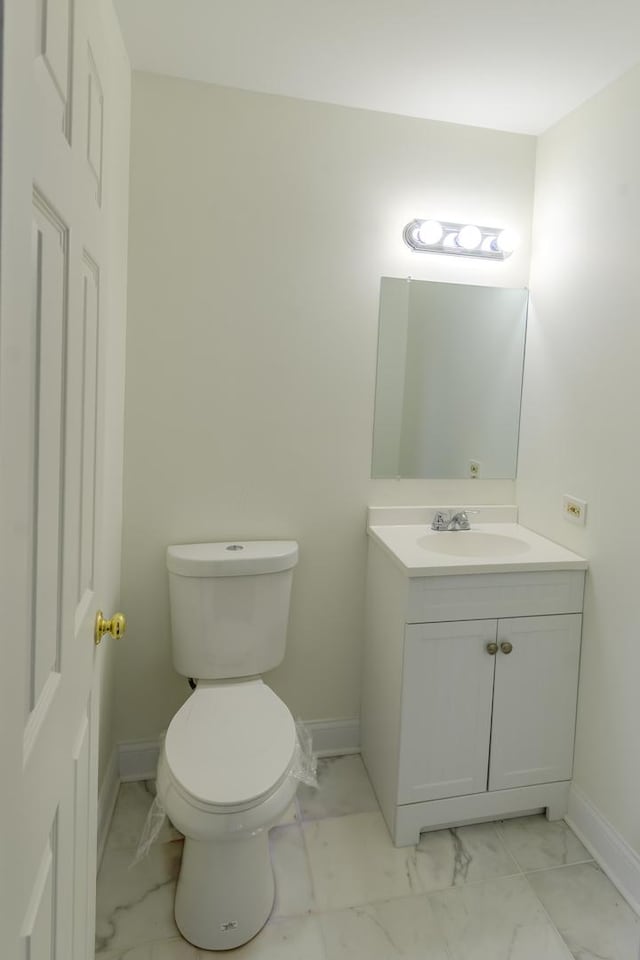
(563, 494, 587, 525)
(469, 459, 481, 479)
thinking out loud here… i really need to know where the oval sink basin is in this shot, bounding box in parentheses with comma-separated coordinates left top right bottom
(418, 531, 532, 558)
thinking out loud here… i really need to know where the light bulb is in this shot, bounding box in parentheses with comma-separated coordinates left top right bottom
(416, 219, 443, 245)
(456, 225, 482, 250)
(496, 229, 517, 254)
(443, 232, 458, 248)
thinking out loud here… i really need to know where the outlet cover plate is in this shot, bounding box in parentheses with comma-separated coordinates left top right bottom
(563, 494, 587, 525)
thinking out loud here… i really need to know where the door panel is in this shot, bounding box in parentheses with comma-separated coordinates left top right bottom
(398, 620, 497, 803)
(489, 614, 582, 790)
(20, 822, 58, 960)
(35, 0, 73, 139)
(29, 194, 68, 714)
(77, 253, 100, 620)
(86, 45, 104, 203)
(71, 708, 93, 960)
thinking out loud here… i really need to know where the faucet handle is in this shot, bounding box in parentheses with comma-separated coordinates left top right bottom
(431, 509, 451, 531)
(449, 510, 471, 530)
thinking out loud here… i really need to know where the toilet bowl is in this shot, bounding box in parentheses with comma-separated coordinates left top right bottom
(157, 679, 298, 949)
(159, 540, 301, 950)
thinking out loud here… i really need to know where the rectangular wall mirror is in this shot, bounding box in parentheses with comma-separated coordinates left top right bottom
(371, 278, 528, 479)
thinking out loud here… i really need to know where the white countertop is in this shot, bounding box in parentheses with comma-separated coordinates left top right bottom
(367, 521, 588, 578)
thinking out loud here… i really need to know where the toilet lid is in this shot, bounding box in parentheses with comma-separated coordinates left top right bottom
(164, 681, 297, 808)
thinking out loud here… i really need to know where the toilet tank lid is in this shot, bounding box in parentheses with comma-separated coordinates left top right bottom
(166, 540, 299, 577)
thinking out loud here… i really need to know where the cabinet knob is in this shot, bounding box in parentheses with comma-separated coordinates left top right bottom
(486, 642, 498, 655)
(500, 641, 513, 654)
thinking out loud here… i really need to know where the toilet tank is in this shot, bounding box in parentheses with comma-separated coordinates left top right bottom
(166, 541, 299, 680)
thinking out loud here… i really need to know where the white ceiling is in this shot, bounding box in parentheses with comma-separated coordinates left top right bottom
(114, 0, 640, 135)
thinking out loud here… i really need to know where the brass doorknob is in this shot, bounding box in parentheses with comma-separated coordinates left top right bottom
(486, 642, 498, 655)
(500, 641, 513, 654)
(95, 610, 127, 646)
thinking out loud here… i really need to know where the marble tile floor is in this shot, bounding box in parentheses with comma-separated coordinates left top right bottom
(96, 755, 640, 959)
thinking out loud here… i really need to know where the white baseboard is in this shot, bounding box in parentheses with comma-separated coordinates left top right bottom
(97, 747, 120, 868)
(304, 718, 360, 757)
(119, 738, 162, 782)
(116, 717, 361, 782)
(566, 783, 640, 915)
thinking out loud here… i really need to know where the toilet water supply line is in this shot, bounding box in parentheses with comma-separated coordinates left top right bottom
(130, 720, 319, 867)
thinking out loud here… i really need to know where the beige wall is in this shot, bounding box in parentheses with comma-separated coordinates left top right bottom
(518, 63, 640, 854)
(95, 0, 131, 788)
(117, 73, 535, 742)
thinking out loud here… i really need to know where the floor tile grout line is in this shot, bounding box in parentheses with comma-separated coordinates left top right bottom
(313, 907, 333, 960)
(295, 815, 321, 918)
(520, 871, 576, 959)
(494, 820, 595, 877)
(272, 867, 587, 924)
(490, 821, 527, 878)
(523, 857, 596, 876)
(495, 821, 529, 876)
(97, 934, 188, 959)
(294, 811, 600, 919)
(291, 869, 533, 919)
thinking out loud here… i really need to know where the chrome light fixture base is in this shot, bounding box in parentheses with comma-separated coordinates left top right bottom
(403, 219, 515, 260)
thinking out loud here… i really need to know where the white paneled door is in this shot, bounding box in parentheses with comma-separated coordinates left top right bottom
(1, 1, 124, 958)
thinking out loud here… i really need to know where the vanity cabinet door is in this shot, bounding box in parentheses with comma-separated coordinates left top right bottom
(398, 620, 497, 804)
(488, 614, 582, 791)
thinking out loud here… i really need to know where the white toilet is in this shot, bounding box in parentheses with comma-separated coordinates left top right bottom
(156, 539, 300, 951)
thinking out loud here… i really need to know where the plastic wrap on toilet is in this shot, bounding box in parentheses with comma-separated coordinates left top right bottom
(130, 793, 167, 868)
(129, 731, 168, 868)
(131, 720, 318, 866)
(291, 719, 318, 787)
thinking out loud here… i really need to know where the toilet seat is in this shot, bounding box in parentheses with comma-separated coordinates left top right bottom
(164, 680, 297, 812)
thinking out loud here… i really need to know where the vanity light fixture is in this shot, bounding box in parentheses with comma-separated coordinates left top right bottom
(404, 219, 517, 260)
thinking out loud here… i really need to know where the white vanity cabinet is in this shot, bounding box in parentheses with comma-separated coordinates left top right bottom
(361, 535, 586, 846)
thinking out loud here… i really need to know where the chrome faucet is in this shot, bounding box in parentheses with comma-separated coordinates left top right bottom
(431, 509, 471, 531)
